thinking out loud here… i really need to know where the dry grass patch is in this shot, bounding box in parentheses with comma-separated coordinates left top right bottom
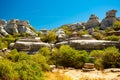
(45, 71, 72, 80)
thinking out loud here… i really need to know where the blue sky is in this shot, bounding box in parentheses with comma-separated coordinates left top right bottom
(0, 0, 120, 30)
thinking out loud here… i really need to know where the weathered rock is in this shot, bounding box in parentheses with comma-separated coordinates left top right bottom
(82, 63, 96, 72)
(63, 22, 85, 31)
(85, 14, 100, 29)
(40, 29, 49, 35)
(4, 19, 37, 36)
(56, 29, 66, 42)
(107, 31, 120, 36)
(11, 38, 50, 52)
(0, 26, 8, 36)
(0, 19, 7, 26)
(101, 10, 118, 29)
(56, 40, 120, 50)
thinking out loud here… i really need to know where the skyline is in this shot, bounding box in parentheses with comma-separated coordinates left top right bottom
(0, 0, 120, 31)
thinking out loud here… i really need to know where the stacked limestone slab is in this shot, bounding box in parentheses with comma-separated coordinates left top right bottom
(0, 19, 37, 36)
(62, 10, 120, 30)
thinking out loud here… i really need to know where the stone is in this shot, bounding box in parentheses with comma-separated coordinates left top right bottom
(85, 14, 100, 29)
(56, 29, 66, 42)
(101, 10, 118, 29)
(0, 19, 7, 26)
(0, 26, 8, 36)
(56, 40, 120, 50)
(63, 23, 85, 31)
(40, 29, 49, 35)
(107, 31, 120, 36)
(82, 63, 96, 72)
(11, 38, 50, 53)
(3, 19, 37, 36)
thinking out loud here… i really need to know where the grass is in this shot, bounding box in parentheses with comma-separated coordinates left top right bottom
(45, 71, 72, 80)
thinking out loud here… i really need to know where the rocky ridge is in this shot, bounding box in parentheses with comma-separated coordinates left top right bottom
(0, 19, 37, 36)
(62, 10, 120, 30)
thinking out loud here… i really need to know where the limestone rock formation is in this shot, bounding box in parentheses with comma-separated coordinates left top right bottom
(56, 29, 66, 42)
(63, 22, 85, 31)
(10, 38, 50, 53)
(0, 19, 7, 26)
(0, 19, 37, 36)
(101, 10, 118, 29)
(0, 26, 8, 36)
(0, 20, 8, 36)
(56, 40, 120, 50)
(85, 14, 100, 29)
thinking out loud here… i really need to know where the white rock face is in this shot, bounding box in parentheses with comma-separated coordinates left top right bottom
(56, 40, 120, 50)
(0, 19, 37, 36)
(11, 38, 50, 52)
(56, 29, 66, 42)
(0, 26, 8, 36)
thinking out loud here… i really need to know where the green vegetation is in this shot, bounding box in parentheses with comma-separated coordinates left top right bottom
(39, 31, 56, 43)
(1, 19, 120, 80)
(104, 35, 120, 41)
(113, 21, 120, 30)
(0, 49, 50, 80)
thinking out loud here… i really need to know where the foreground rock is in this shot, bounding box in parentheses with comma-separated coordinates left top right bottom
(10, 38, 50, 53)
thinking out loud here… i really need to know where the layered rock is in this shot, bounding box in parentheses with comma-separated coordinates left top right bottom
(101, 10, 118, 29)
(5, 19, 37, 36)
(10, 38, 50, 53)
(56, 40, 120, 50)
(56, 29, 66, 42)
(85, 14, 100, 29)
(0, 19, 37, 36)
(0, 26, 8, 36)
(0, 19, 7, 26)
(0, 20, 8, 36)
(63, 22, 85, 31)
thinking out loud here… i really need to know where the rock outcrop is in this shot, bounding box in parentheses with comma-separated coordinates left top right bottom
(56, 29, 66, 42)
(61, 10, 119, 30)
(63, 22, 85, 31)
(56, 40, 120, 50)
(101, 10, 118, 29)
(0, 19, 37, 36)
(10, 38, 51, 53)
(85, 14, 100, 29)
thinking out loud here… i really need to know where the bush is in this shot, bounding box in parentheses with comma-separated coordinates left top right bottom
(0, 59, 18, 80)
(55, 45, 89, 68)
(2, 49, 48, 80)
(102, 47, 120, 68)
(113, 21, 120, 30)
(90, 50, 104, 69)
(104, 35, 120, 41)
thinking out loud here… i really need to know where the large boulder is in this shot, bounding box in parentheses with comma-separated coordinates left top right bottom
(4, 19, 37, 36)
(85, 14, 100, 29)
(56, 29, 66, 42)
(101, 10, 118, 29)
(56, 40, 120, 50)
(0, 19, 7, 26)
(10, 38, 50, 53)
(0, 26, 8, 36)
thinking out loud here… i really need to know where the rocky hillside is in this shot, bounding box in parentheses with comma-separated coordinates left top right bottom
(61, 10, 120, 31)
(0, 19, 37, 36)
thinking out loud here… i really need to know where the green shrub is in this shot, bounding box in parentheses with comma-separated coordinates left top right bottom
(55, 45, 89, 68)
(104, 35, 120, 41)
(113, 21, 120, 30)
(102, 47, 120, 68)
(0, 59, 18, 80)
